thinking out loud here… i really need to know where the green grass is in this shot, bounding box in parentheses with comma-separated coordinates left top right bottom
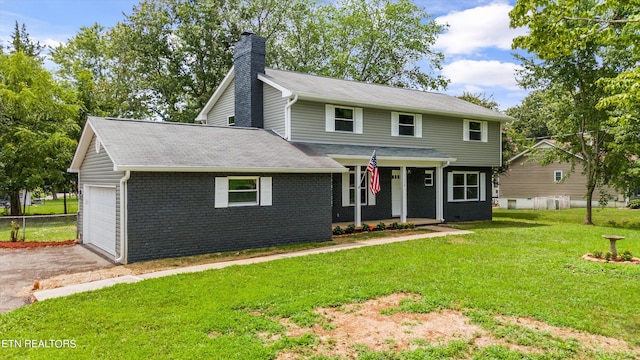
(0, 208, 639, 359)
(1, 197, 78, 216)
(0, 216, 77, 242)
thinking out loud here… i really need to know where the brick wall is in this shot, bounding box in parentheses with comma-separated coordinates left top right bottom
(126, 172, 332, 263)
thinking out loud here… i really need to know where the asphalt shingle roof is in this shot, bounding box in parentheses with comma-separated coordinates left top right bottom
(292, 142, 456, 161)
(84, 117, 346, 172)
(262, 68, 511, 122)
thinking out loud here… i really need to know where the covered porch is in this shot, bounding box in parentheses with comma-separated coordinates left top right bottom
(293, 143, 457, 227)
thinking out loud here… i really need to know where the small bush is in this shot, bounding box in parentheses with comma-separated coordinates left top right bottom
(604, 251, 614, 261)
(376, 222, 387, 231)
(361, 223, 371, 232)
(406, 223, 415, 229)
(390, 222, 401, 230)
(621, 249, 633, 262)
(629, 199, 640, 209)
(593, 249, 604, 259)
(332, 226, 345, 235)
(9, 221, 21, 242)
(345, 224, 356, 234)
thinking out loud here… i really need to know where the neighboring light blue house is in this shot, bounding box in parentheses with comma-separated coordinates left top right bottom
(70, 33, 510, 263)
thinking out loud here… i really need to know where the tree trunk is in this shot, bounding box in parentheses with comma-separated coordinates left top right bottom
(9, 189, 21, 216)
(52, 192, 58, 200)
(584, 185, 595, 225)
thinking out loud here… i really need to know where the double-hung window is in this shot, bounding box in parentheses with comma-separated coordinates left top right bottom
(554, 170, 563, 183)
(448, 171, 486, 202)
(342, 166, 376, 206)
(391, 112, 422, 138)
(215, 176, 272, 208)
(463, 119, 487, 142)
(325, 105, 363, 134)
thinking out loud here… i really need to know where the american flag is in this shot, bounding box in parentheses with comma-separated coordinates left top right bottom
(366, 150, 380, 195)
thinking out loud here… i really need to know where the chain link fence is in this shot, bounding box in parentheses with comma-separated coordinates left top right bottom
(0, 214, 78, 242)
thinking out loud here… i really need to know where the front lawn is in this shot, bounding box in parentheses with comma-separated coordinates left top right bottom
(0, 208, 638, 359)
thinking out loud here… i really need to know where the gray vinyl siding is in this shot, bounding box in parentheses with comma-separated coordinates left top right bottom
(500, 156, 621, 200)
(263, 84, 286, 135)
(78, 135, 124, 255)
(206, 82, 235, 126)
(290, 100, 501, 167)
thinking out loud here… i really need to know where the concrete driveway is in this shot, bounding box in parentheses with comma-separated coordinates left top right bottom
(0, 245, 114, 313)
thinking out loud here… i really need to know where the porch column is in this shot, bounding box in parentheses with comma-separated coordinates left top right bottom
(400, 166, 407, 223)
(355, 166, 362, 227)
(436, 165, 444, 222)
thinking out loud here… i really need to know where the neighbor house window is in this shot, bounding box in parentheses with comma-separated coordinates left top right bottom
(214, 177, 272, 208)
(554, 170, 563, 183)
(391, 112, 422, 138)
(463, 119, 487, 142)
(325, 104, 363, 134)
(227, 115, 235, 126)
(636, 188, 640, 197)
(448, 171, 486, 202)
(342, 166, 376, 207)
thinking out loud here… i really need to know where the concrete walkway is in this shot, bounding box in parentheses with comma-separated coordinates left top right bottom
(33, 226, 471, 302)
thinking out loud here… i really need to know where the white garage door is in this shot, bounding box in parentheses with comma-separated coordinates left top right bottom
(84, 186, 116, 256)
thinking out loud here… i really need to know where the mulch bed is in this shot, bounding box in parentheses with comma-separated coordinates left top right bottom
(0, 240, 76, 249)
(582, 254, 640, 264)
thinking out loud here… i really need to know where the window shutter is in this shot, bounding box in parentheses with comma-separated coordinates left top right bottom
(260, 177, 272, 206)
(355, 108, 363, 134)
(415, 114, 422, 138)
(342, 172, 350, 207)
(325, 104, 335, 132)
(214, 177, 228, 208)
(447, 172, 453, 202)
(480, 172, 486, 201)
(463, 120, 470, 141)
(391, 112, 399, 136)
(367, 172, 376, 206)
(481, 121, 488, 142)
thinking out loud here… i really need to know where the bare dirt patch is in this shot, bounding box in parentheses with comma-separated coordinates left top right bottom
(274, 293, 639, 359)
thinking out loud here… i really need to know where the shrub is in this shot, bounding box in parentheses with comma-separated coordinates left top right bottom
(593, 249, 604, 259)
(390, 222, 401, 230)
(332, 226, 345, 235)
(9, 221, 21, 242)
(621, 249, 633, 262)
(629, 199, 640, 210)
(406, 223, 415, 229)
(361, 223, 371, 232)
(376, 222, 387, 231)
(345, 224, 356, 234)
(604, 251, 614, 261)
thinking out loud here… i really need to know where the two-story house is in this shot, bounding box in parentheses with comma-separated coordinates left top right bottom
(69, 33, 510, 263)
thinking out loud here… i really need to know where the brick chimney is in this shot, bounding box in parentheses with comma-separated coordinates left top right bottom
(234, 32, 265, 128)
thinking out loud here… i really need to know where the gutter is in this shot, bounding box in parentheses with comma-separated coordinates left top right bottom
(115, 170, 131, 264)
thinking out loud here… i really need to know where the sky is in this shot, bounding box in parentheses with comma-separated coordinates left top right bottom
(0, 0, 530, 111)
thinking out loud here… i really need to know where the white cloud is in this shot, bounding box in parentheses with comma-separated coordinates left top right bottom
(434, 2, 527, 55)
(442, 59, 521, 90)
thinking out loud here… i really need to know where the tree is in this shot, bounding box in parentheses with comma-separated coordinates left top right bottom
(510, 0, 637, 225)
(54, 0, 448, 123)
(0, 52, 80, 215)
(8, 21, 44, 58)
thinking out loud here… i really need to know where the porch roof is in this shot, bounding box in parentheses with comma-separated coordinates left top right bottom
(291, 142, 456, 163)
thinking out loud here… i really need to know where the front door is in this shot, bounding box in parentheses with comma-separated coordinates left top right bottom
(392, 170, 401, 216)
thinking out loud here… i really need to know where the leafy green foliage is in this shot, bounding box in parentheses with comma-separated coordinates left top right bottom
(509, 0, 638, 224)
(628, 199, 640, 210)
(0, 51, 80, 215)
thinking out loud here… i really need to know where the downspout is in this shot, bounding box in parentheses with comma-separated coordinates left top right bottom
(284, 95, 298, 141)
(115, 170, 130, 264)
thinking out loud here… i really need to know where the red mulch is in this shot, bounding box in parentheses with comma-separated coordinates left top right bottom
(0, 240, 76, 249)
